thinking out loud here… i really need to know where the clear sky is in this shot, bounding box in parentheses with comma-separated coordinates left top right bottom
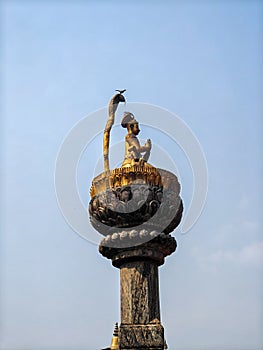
(1, 1, 263, 350)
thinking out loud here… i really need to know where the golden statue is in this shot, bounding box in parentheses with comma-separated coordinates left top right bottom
(121, 112, 151, 167)
(103, 91, 152, 170)
(89, 90, 183, 237)
(103, 91, 126, 173)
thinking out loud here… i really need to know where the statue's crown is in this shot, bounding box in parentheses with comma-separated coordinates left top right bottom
(121, 112, 137, 128)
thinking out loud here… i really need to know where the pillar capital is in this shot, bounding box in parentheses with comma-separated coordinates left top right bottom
(99, 231, 177, 267)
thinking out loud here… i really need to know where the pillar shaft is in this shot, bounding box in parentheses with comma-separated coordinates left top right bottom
(120, 261, 160, 325)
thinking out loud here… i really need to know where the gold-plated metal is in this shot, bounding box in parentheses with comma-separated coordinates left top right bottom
(90, 91, 182, 237)
(90, 164, 162, 197)
(92, 90, 162, 197)
(110, 322, 119, 350)
(103, 90, 151, 174)
(90, 165, 180, 198)
(103, 92, 125, 173)
(121, 112, 151, 167)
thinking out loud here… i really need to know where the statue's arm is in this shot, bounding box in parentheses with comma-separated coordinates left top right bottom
(139, 139, 152, 153)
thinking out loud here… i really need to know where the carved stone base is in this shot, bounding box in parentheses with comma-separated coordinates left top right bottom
(119, 323, 164, 349)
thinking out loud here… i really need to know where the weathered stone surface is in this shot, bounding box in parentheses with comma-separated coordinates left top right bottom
(99, 232, 177, 266)
(119, 324, 164, 349)
(89, 182, 183, 236)
(98, 231, 176, 349)
(120, 261, 160, 324)
(98, 231, 177, 349)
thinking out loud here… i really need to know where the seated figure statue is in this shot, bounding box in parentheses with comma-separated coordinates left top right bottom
(121, 112, 152, 167)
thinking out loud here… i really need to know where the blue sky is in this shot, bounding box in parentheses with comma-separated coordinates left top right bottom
(1, 1, 263, 349)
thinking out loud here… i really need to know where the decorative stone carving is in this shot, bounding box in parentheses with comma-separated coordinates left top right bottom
(89, 169, 183, 236)
(99, 231, 177, 266)
(119, 324, 164, 349)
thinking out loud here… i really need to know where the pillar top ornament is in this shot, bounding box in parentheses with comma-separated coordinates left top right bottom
(92, 91, 184, 350)
(89, 90, 183, 240)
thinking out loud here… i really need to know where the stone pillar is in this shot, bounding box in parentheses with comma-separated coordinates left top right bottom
(120, 261, 160, 324)
(99, 231, 176, 350)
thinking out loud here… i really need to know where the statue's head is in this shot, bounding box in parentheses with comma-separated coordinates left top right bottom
(121, 112, 140, 135)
